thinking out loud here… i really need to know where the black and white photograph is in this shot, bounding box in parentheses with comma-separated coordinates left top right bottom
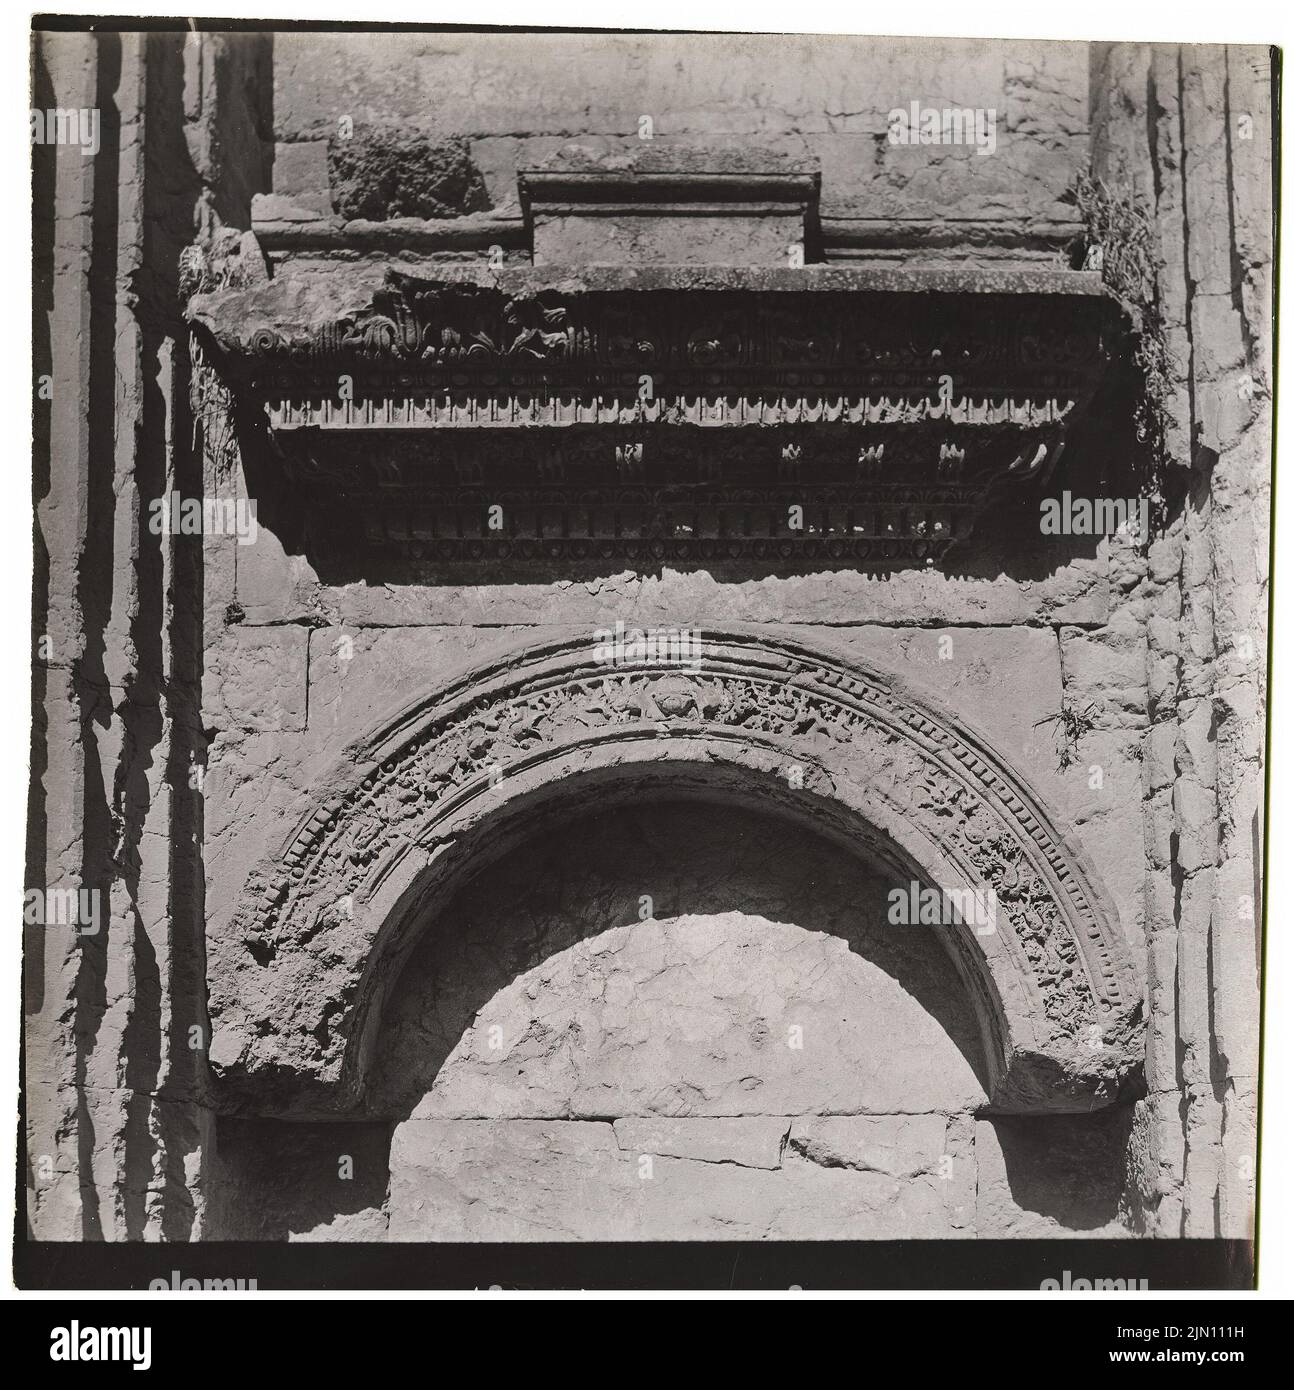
(5, 0, 1289, 1351)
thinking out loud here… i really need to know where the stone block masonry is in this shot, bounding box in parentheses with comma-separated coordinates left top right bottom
(25, 27, 1272, 1275)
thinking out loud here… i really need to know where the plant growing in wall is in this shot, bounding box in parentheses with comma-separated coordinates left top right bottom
(1069, 173, 1177, 532)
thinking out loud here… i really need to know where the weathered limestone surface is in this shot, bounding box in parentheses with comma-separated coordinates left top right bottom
(28, 29, 270, 1242)
(234, 559, 1111, 633)
(388, 1116, 973, 1241)
(347, 808, 1079, 1241)
(269, 33, 1087, 251)
(1090, 43, 1271, 1240)
(26, 31, 1270, 1257)
(377, 805, 990, 1120)
(203, 625, 309, 732)
(614, 1117, 789, 1170)
(402, 912, 985, 1122)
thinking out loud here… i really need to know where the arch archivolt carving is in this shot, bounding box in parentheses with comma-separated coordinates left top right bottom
(213, 629, 1143, 1116)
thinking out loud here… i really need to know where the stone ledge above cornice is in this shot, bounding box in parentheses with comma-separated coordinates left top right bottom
(207, 259, 1108, 306)
(250, 209, 1082, 266)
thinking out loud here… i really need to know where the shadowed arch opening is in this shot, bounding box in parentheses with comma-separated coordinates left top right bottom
(367, 776, 997, 1119)
(373, 792, 995, 1240)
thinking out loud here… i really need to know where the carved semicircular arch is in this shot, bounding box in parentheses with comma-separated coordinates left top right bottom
(214, 628, 1143, 1116)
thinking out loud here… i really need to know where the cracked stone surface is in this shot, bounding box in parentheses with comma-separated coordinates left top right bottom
(388, 1116, 976, 1241)
(26, 29, 1269, 1260)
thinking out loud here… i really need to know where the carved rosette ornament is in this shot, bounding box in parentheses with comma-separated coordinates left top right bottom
(212, 630, 1143, 1118)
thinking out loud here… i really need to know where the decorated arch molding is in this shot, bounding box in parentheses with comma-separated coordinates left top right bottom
(211, 629, 1143, 1116)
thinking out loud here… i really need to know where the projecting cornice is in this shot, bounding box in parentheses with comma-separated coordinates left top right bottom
(187, 265, 1122, 571)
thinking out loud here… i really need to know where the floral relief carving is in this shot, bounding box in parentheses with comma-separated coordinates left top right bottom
(229, 638, 1135, 1097)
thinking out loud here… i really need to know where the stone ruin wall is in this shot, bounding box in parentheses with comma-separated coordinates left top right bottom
(26, 30, 1271, 1246)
